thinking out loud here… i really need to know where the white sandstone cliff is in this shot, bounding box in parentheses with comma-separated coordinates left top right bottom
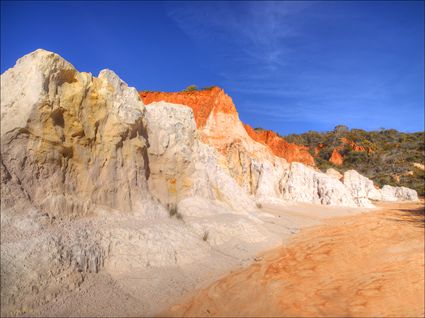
(0, 49, 420, 317)
(1, 50, 151, 218)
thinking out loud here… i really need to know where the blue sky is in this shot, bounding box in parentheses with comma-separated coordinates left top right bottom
(1, 1, 424, 134)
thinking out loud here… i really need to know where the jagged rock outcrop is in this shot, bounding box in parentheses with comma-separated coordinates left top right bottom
(141, 87, 289, 199)
(1, 50, 150, 218)
(243, 124, 315, 166)
(141, 87, 236, 129)
(141, 88, 315, 166)
(343, 170, 381, 206)
(282, 163, 357, 206)
(0, 50, 268, 317)
(381, 185, 419, 202)
(141, 88, 258, 156)
(145, 102, 198, 205)
(2, 50, 418, 216)
(140, 88, 320, 204)
(1, 49, 421, 317)
(329, 149, 344, 166)
(343, 170, 419, 203)
(144, 101, 254, 211)
(140, 86, 419, 208)
(326, 168, 343, 180)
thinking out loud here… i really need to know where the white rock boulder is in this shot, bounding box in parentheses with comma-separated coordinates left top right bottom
(326, 168, 343, 180)
(381, 185, 419, 202)
(282, 163, 358, 207)
(343, 170, 382, 204)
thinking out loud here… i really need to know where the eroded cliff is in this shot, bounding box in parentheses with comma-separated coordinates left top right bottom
(141, 88, 315, 166)
(1, 50, 150, 218)
(0, 49, 419, 317)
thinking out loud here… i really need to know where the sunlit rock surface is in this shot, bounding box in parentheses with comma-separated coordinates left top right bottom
(1, 49, 419, 317)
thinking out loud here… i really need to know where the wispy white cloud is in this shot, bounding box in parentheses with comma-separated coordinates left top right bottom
(167, 2, 310, 72)
(166, 2, 424, 132)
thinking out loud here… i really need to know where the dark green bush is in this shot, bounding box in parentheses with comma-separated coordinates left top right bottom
(182, 85, 198, 92)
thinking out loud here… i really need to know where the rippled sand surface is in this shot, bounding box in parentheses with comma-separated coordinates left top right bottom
(165, 202, 425, 317)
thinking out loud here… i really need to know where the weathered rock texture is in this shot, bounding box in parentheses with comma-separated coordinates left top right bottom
(0, 49, 420, 317)
(326, 168, 343, 180)
(141, 88, 289, 199)
(140, 87, 235, 129)
(144, 101, 254, 211)
(144, 102, 197, 205)
(1, 50, 151, 218)
(141, 89, 315, 166)
(381, 185, 419, 202)
(283, 163, 356, 207)
(2, 49, 419, 214)
(343, 170, 381, 206)
(139, 80, 418, 208)
(343, 170, 419, 203)
(0, 50, 268, 317)
(243, 124, 315, 166)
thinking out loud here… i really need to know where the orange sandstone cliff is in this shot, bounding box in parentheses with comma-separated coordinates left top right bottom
(244, 124, 315, 166)
(329, 149, 344, 166)
(140, 87, 315, 166)
(140, 87, 236, 128)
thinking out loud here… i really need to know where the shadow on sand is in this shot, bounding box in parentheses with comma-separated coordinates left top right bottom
(386, 205, 425, 228)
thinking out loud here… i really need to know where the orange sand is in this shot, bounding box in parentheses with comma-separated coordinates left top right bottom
(165, 201, 425, 317)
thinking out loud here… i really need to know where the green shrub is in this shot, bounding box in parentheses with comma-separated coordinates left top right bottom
(182, 85, 198, 92)
(202, 230, 209, 242)
(283, 126, 424, 196)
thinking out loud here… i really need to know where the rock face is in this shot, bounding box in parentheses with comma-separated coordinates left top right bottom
(243, 124, 315, 166)
(283, 163, 356, 207)
(140, 87, 236, 129)
(144, 101, 254, 211)
(326, 168, 343, 180)
(142, 88, 291, 200)
(381, 185, 419, 202)
(139, 80, 418, 209)
(1, 49, 421, 316)
(141, 89, 315, 166)
(0, 51, 266, 316)
(329, 149, 344, 166)
(142, 88, 254, 154)
(343, 170, 381, 206)
(145, 102, 197, 206)
(2, 49, 419, 214)
(1, 50, 150, 218)
(343, 170, 419, 203)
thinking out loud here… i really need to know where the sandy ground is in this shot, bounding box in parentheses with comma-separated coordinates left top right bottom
(22, 202, 365, 317)
(165, 201, 425, 317)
